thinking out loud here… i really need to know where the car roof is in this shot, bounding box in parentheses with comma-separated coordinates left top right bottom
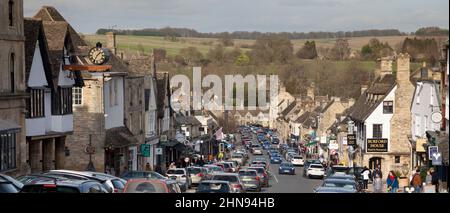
(211, 172, 239, 176)
(238, 169, 257, 172)
(24, 179, 98, 187)
(126, 179, 165, 184)
(200, 180, 229, 184)
(316, 187, 355, 193)
(324, 179, 355, 184)
(309, 163, 323, 167)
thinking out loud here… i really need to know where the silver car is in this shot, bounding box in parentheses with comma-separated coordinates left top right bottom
(210, 173, 244, 193)
(238, 169, 261, 192)
(187, 167, 206, 185)
(166, 168, 191, 190)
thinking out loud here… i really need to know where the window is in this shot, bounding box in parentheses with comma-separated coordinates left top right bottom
(73, 87, 82, 105)
(27, 89, 45, 118)
(8, 0, 14, 27)
(10, 53, 15, 93)
(109, 79, 119, 107)
(114, 79, 119, 106)
(395, 156, 400, 164)
(373, 124, 382, 138)
(383, 101, 393, 114)
(0, 133, 16, 171)
(52, 87, 73, 115)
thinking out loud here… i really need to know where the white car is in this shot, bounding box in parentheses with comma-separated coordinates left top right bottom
(187, 167, 206, 185)
(166, 168, 191, 190)
(290, 155, 304, 166)
(306, 164, 325, 179)
(231, 154, 244, 165)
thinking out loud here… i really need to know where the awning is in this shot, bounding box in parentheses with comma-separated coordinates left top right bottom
(163, 140, 187, 152)
(0, 120, 20, 133)
(105, 126, 139, 148)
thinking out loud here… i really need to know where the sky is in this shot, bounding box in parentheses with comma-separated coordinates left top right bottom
(24, 0, 449, 34)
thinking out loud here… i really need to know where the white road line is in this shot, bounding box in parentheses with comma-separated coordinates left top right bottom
(269, 171, 279, 183)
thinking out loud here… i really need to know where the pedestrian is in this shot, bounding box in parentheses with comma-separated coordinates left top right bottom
(145, 163, 151, 171)
(431, 168, 440, 193)
(386, 171, 399, 193)
(373, 173, 383, 193)
(373, 165, 383, 179)
(361, 166, 370, 190)
(169, 162, 176, 169)
(410, 169, 423, 193)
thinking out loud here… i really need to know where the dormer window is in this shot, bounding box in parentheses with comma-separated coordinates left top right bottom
(8, 0, 14, 27)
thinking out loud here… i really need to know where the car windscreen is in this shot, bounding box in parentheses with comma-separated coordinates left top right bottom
(20, 185, 79, 193)
(0, 182, 19, 193)
(232, 155, 243, 159)
(197, 183, 230, 192)
(249, 168, 265, 174)
(310, 165, 323, 169)
(167, 170, 185, 175)
(212, 175, 238, 183)
(281, 163, 293, 167)
(238, 171, 257, 176)
(293, 156, 303, 159)
(124, 181, 166, 193)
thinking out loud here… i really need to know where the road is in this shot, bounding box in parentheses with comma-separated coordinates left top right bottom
(242, 133, 322, 193)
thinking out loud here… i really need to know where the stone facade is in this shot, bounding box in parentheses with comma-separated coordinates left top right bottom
(0, 0, 29, 176)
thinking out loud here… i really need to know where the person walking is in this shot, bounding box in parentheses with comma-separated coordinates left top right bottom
(386, 171, 399, 193)
(431, 168, 440, 193)
(373, 173, 383, 193)
(361, 166, 370, 190)
(373, 165, 383, 179)
(411, 169, 423, 193)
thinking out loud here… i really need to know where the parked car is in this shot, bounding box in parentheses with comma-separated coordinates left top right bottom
(162, 179, 182, 193)
(120, 171, 167, 181)
(0, 174, 23, 192)
(306, 164, 325, 179)
(279, 162, 295, 175)
(238, 169, 261, 192)
(186, 167, 206, 186)
(210, 173, 244, 193)
(47, 170, 126, 193)
(20, 179, 109, 193)
(166, 168, 191, 191)
(290, 155, 304, 166)
(44, 170, 113, 193)
(248, 166, 269, 187)
(196, 180, 232, 193)
(123, 179, 171, 193)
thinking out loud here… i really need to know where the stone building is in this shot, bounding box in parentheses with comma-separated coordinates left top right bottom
(0, 0, 28, 176)
(349, 54, 414, 177)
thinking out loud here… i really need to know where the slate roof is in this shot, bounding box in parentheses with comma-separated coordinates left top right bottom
(349, 74, 397, 122)
(175, 114, 202, 126)
(280, 102, 297, 117)
(294, 111, 311, 123)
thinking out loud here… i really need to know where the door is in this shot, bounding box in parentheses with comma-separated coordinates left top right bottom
(369, 157, 382, 170)
(128, 146, 137, 171)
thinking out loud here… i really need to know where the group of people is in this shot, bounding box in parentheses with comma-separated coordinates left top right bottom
(360, 166, 440, 193)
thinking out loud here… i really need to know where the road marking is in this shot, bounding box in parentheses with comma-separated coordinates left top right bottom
(269, 171, 279, 183)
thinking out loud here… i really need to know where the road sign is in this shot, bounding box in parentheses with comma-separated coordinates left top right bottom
(429, 146, 442, 165)
(140, 144, 151, 157)
(155, 148, 163, 155)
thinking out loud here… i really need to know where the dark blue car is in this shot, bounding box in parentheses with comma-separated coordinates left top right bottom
(279, 162, 295, 175)
(270, 154, 282, 164)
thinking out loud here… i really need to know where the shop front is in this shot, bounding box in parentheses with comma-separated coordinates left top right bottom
(104, 126, 139, 176)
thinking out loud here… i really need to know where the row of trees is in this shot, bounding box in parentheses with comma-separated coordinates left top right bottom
(97, 27, 410, 40)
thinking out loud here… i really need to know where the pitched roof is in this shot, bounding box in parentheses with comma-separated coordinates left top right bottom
(349, 74, 397, 122)
(294, 111, 311, 123)
(24, 18, 54, 89)
(280, 102, 297, 117)
(175, 114, 202, 126)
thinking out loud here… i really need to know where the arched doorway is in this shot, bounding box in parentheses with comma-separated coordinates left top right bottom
(369, 157, 382, 170)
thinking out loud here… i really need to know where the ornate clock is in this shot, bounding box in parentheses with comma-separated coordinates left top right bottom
(88, 42, 109, 65)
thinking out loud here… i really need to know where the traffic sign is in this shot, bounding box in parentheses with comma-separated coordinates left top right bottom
(156, 148, 163, 155)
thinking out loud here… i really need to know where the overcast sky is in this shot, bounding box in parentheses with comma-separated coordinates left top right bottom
(24, 0, 449, 34)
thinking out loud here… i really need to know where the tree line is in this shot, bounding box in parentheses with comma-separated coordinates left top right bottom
(97, 27, 412, 39)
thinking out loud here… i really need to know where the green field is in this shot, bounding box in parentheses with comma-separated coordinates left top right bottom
(84, 34, 411, 57)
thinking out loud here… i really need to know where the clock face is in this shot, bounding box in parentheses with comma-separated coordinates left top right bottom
(88, 47, 107, 65)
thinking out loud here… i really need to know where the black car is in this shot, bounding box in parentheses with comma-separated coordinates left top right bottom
(20, 179, 109, 193)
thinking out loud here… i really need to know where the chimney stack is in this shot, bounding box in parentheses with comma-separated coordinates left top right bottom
(307, 83, 315, 100)
(106, 32, 117, 55)
(151, 50, 157, 78)
(379, 56, 393, 77)
(396, 53, 411, 85)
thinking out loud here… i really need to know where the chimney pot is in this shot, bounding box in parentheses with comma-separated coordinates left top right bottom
(106, 32, 117, 55)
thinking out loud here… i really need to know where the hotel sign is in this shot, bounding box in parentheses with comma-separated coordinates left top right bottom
(366, 139, 388, 152)
(347, 134, 356, 146)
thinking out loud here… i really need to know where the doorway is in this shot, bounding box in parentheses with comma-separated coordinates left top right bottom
(369, 157, 382, 170)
